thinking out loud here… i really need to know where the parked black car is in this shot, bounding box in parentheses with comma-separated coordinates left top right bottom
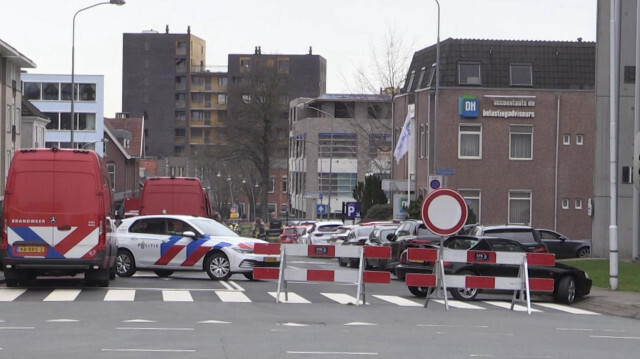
(467, 224, 548, 253)
(365, 220, 441, 275)
(398, 235, 592, 305)
(538, 229, 591, 259)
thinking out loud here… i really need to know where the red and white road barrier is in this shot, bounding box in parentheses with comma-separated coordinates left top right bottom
(404, 248, 555, 314)
(253, 243, 391, 305)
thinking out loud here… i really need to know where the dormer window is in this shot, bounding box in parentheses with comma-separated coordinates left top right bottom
(510, 63, 533, 86)
(458, 62, 481, 85)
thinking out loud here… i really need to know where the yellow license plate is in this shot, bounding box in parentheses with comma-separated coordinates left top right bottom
(409, 259, 424, 264)
(17, 245, 46, 254)
(265, 257, 277, 262)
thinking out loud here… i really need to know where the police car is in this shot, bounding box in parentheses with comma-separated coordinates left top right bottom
(114, 215, 279, 280)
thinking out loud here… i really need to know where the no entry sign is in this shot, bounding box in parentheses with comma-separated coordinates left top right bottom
(421, 188, 468, 236)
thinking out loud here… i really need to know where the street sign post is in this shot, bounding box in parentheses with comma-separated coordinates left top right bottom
(421, 188, 468, 236)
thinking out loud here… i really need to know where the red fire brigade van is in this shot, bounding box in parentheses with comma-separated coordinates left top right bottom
(1, 148, 117, 287)
(138, 176, 213, 218)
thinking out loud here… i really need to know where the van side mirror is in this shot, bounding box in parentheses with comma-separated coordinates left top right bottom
(387, 233, 396, 242)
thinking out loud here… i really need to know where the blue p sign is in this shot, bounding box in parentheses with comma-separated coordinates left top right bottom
(346, 202, 360, 218)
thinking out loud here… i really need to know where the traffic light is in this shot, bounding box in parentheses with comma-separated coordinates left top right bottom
(634, 132, 640, 190)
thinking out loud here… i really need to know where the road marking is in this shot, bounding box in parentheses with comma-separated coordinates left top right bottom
(123, 319, 156, 323)
(198, 320, 231, 324)
(0, 327, 34, 330)
(417, 324, 489, 328)
(116, 327, 194, 331)
(591, 335, 640, 340)
(345, 322, 377, 326)
(372, 295, 422, 307)
(215, 291, 252, 302)
(287, 351, 378, 356)
(104, 289, 136, 301)
(102, 349, 195, 353)
(433, 299, 486, 310)
(269, 292, 311, 303)
(227, 280, 245, 291)
(484, 301, 542, 312)
(46, 319, 79, 322)
(162, 290, 193, 302)
(0, 289, 26, 301)
(43, 289, 81, 301)
(321, 293, 367, 305)
(535, 303, 600, 315)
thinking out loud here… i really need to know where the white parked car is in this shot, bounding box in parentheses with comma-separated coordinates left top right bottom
(114, 215, 279, 280)
(300, 221, 344, 244)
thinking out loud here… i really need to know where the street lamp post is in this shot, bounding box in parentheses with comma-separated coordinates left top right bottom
(81, 138, 109, 149)
(71, 0, 125, 148)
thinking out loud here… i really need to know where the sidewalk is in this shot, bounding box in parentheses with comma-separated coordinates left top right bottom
(573, 287, 640, 319)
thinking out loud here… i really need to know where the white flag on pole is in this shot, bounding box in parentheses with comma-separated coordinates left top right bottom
(393, 111, 413, 163)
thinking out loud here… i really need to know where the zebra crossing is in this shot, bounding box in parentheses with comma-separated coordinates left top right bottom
(0, 287, 600, 315)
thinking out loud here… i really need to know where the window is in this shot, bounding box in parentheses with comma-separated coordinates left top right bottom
(43, 83, 59, 100)
(24, 82, 41, 100)
(508, 191, 531, 225)
(510, 63, 533, 86)
(563, 134, 571, 145)
(510, 125, 532, 160)
(278, 58, 289, 73)
(61, 83, 72, 101)
(575, 199, 583, 210)
(281, 176, 288, 193)
(240, 58, 251, 70)
(175, 128, 186, 137)
(44, 112, 59, 130)
(242, 94, 251, 104)
(176, 41, 187, 55)
(458, 62, 481, 85)
(458, 125, 482, 159)
(419, 124, 428, 159)
(427, 63, 436, 88)
(406, 70, 416, 92)
(176, 111, 186, 123)
(576, 134, 584, 145)
(334, 102, 353, 118)
(319, 173, 357, 197)
(417, 67, 426, 90)
(268, 176, 275, 193)
(319, 133, 357, 159)
(562, 198, 569, 209)
(107, 162, 116, 191)
(218, 77, 228, 87)
(76, 113, 96, 131)
(459, 189, 481, 224)
(368, 134, 391, 157)
(218, 94, 227, 104)
(280, 204, 289, 215)
(78, 83, 96, 101)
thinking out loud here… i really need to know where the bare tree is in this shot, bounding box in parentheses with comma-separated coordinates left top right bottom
(220, 59, 288, 221)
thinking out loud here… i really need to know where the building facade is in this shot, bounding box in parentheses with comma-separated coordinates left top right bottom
(594, 0, 640, 260)
(0, 39, 35, 200)
(289, 94, 392, 219)
(21, 73, 107, 155)
(392, 39, 595, 241)
(104, 115, 144, 206)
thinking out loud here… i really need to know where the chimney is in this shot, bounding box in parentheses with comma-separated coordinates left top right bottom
(187, 26, 191, 34)
(165, 25, 169, 34)
(309, 46, 313, 55)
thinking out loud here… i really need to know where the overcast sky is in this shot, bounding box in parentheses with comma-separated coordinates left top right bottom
(1, 0, 597, 117)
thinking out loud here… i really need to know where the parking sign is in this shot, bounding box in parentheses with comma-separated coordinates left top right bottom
(345, 202, 360, 219)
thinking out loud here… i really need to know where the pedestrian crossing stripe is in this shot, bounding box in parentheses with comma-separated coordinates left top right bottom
(0, 288, 600, 314)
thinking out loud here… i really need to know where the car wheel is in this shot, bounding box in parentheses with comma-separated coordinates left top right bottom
(555, 276, 576, 305)
(243, 272, 255, 281)
(338, 258, 347, 267)
(408, 286, 432, 298)
(450, 270, 479, 301)
(395, 270, 406, 281)
(154, 270, 174, 278)
(116, 249, 136, 277)
(5, 279, 18, 287)
(205, 252, 231, 280)
(576, 247, 590, 258)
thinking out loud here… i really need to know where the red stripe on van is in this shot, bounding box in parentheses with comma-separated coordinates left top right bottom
(181, 246, 209, 266)
(155, 245, 185, 265)
(54, 226, 98, 255)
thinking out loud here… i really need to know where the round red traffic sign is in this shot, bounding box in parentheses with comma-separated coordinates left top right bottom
(421, 188, 468, 236)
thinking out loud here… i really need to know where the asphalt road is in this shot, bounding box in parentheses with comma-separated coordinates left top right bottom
(1, 257, 639, 358)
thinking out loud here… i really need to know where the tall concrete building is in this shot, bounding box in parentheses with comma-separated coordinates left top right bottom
(122, 26, 227, 159)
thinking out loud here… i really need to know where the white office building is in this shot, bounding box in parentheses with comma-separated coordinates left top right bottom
(21, 73, 106, 156)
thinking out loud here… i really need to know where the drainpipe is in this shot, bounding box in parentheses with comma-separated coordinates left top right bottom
(554, 94, 560, 230)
